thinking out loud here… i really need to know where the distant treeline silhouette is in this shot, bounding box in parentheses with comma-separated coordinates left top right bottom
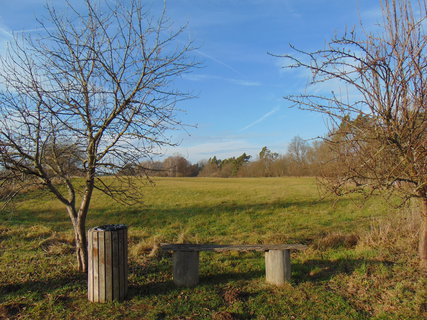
(119, 136, 332, 178)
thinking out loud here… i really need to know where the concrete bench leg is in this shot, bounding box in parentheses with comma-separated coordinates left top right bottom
(265, 249, 291, 285)
(173, 251, 199, 287)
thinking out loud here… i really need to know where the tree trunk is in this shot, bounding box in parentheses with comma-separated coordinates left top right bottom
(420, 197, 427, 269)
(66, 204, 89, 273)
(73, 173, 95, 273)
(74, 216, 88, 272)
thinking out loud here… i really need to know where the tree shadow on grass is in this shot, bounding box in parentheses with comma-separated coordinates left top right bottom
(0, 272, 86, 298)
(1, 197, 342, 229)
(127, 255, 266, 298)
(124, 197, 343, 226)
(128, 280, 175, 298)
(127, 270, 266, 299)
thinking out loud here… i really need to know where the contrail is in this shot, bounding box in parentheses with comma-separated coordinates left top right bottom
(239, 106, 280, 132)
(195, 49, 244, 76)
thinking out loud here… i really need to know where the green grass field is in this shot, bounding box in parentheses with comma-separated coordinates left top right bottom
(0, 177, 426, 319)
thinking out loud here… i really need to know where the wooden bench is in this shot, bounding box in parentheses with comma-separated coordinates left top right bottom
(160, 243, 307, 287)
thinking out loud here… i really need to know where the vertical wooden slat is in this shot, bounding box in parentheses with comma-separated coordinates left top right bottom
(88, 229, 93, 301)
(118, 229, 125, 300)
(93, 231, 99, 302)
(105, 231, 113, 302)
(112, 230, 119, 301)
(124, 228, 128, 297)
(98, 231, 106, 303)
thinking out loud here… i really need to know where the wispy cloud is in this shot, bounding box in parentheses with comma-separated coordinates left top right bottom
(182, 73, 261, 87)
(182, 74, 212, 81)
(13, 27, 50, 34)
(228, 78, 261, 87)
(0, 26, 51, 39)
(239, 106, 280, 132)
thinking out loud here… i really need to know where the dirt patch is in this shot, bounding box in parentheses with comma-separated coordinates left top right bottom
(222, 287, 247, 305)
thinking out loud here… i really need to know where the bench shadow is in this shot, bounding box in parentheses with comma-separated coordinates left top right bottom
(201, 270, 265, 285)
(200, 257, 392, 285)
(129, 255, 369, 296)
(128, 255, 397, 298)
(292, 258, 395, 282)
(199, 257, 395, 287)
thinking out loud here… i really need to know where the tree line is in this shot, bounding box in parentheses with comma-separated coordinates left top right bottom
(122, 136, 333, 178)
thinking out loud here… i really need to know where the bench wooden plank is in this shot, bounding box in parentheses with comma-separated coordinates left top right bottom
(160, 243, 307, 252)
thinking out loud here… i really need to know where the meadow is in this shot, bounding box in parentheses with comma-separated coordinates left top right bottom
(0, 177, 426, 319)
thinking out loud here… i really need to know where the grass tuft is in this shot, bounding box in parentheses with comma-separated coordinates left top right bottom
(38, 233, 74, 255)
(314, 232, 359, 250)
(25, 225, 53, 240)
(359, 200, 420, 256)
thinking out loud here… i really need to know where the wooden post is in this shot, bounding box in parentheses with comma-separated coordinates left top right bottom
(173, 251, 199, 287)
(88, 225, 128, 302)
(265, 249, 291, 285)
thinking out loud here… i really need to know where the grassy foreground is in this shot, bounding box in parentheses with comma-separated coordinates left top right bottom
(0, 177, 426, 319)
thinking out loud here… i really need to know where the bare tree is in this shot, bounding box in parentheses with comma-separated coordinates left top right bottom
(280, 0, 427, 267)
(287, 136, 310, 176)
(0, 0, 196, 272)
(162, 155, 199, 177)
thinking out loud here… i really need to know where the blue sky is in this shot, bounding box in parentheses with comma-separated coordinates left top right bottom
(0, 0, 383, 162)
